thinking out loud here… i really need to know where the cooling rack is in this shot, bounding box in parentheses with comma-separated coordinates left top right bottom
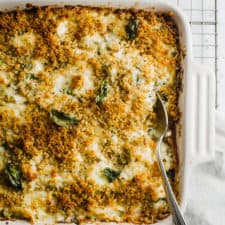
(170, 0, 218, 106)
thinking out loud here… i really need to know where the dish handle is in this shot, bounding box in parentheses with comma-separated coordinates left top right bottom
(187, 63, 215, 165)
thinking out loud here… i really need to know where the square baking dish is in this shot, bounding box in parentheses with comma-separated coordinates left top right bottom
(0, 0, 215, 224)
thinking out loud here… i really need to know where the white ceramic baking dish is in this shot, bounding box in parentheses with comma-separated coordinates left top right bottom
(0, 0, 215, 225)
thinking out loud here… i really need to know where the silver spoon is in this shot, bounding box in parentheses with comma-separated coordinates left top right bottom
(155, 92, 187, 225)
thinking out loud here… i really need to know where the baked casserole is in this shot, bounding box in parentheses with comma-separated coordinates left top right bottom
(0, 5, 182, 224)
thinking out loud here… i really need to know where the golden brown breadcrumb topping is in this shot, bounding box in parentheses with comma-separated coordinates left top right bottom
(0, 5, 182, 224)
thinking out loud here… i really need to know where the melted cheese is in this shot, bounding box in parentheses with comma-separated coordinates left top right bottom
(0, 6, 180, 224)
(92, 205, 125, 221)
(32, 60, 44, 74)
(57, 21, 68, 37)
(13, 33, 35, 47)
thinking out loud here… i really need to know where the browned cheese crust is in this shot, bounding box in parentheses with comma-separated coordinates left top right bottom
(0, 5, 182, 224)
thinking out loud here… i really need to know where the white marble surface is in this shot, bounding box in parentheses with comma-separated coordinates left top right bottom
(184, 112, 225, 225)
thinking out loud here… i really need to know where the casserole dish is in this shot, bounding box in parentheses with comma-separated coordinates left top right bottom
(0, 0, 215, 224)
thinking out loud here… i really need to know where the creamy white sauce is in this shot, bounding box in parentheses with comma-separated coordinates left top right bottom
(32, 60, 44, 74)
(120, 162, 147, 180)
(57, 21, 68, 37)
(13, 33, 35, 47)
(93, 205, 125, 221)
(89, 161, 113, 186)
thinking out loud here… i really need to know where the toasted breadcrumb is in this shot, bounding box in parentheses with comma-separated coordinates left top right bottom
(0, 5, 182, 223)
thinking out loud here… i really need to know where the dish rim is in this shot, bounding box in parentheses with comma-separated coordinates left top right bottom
(0, 1, 193, 225)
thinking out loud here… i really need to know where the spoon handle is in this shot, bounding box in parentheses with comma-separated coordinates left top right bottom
(156, 142, 187, 225)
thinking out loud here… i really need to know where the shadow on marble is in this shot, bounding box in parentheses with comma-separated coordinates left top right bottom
(194, 151, 225, 178)
(185, 205, 212, 225)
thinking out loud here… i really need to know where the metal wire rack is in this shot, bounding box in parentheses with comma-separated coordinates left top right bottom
(170, 0, 218, 106)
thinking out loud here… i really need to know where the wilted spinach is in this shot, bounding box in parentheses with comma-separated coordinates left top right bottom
(102, 65, 111, 76)
(26, 73, 39, 81)
(117, 148, 131, 166)
(95, 80, 108, 104)
(166, 169, 175, 182)
(125, 17, 139, 41)
(103, 168, 120, 183)
(50, 109, 79, 127)
(4, 164, 22, 190)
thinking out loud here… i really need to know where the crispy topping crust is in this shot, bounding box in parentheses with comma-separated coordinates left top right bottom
(0, 5, 182, 223)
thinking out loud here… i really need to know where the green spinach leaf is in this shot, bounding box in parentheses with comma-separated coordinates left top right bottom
(95, 80, 108, 104)
(103, 168, 120, 182)
(50, 109, 79, 127)
(125, 17, 139, 41)
(166, 169, 175, 181)
(4, 164, 22, 190)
